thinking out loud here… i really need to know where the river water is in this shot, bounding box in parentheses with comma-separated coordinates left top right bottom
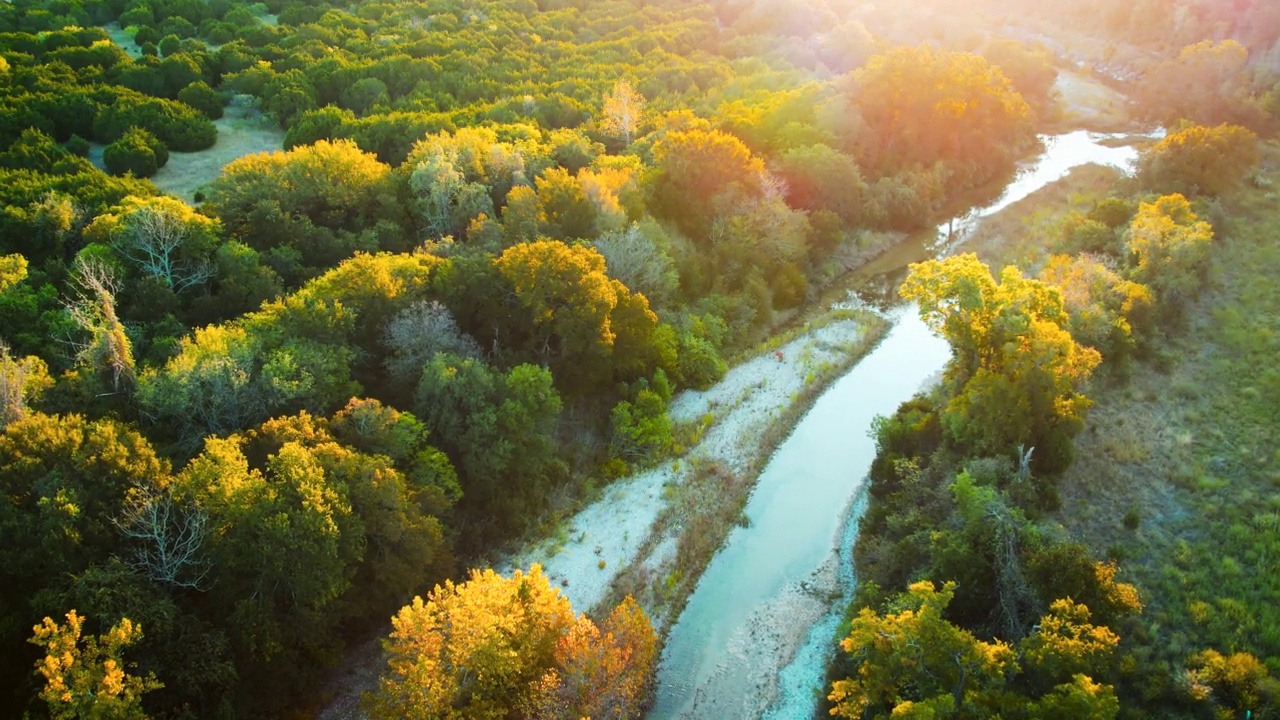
(648, 130, 1148, 719)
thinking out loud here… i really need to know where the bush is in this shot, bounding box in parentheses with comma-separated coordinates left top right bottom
(103, 127, 169, 178)
(675, 333, 727, 390)
(133, 25, 160, 47)
(158, 34, 181, 56)
(610, 372, 675, 464)
(177, 81, 224, 119)
(63, 134, 91, 157)
(1123, 508, 1140, 530)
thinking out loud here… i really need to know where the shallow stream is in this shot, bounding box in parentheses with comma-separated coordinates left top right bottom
(649, 130, 1148, 719)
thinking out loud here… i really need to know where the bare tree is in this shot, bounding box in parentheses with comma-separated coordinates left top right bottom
(115, 482, 211, 590)
(109, 199, 214, 293)
(65, 257, 135, 393)
(601, 79, 645, 146)
(986, 497, 1038, 641)
(382, 300, 482, 384)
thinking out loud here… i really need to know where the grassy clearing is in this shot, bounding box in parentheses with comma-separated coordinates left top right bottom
(101, 23, 143, 58)
(1058, 141, 1280, 682)
(149, 97, 285, 202)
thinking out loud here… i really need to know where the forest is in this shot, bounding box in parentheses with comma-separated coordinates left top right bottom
(1, 0, 1278, 717)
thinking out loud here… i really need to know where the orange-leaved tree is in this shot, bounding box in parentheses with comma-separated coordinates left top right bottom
(368, 565, 656, 720)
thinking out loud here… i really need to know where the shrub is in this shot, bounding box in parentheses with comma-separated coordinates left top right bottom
(103, 127, 169, 178)
(63, 134, 91, 157)
(133, 25, 160, 46)
(177, 81, 224, 119)
(158, 34, 181, 56)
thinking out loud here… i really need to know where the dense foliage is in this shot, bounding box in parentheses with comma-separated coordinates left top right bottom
(1, 0, 1274, 714)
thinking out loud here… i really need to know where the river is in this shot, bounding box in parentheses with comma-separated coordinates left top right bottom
(648, 130, 1148, 719)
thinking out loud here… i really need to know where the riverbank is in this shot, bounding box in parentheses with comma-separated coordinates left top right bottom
(647, 125, 1155, 719)
(313, 303, 890, 720)
(650, 308, 950, 719)
(517, 305, 891, 621)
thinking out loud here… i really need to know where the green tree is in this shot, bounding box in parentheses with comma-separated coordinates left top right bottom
(342, 77, 389, 116)
(771, 144, 868, 225)
(415, 355, 562, 542)
(202, 140, 395, 282)
(176, 433, 360, 703)
(29, 611, 162, 720)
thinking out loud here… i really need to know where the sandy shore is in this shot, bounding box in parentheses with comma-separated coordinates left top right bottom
(504, 315, 881, 617)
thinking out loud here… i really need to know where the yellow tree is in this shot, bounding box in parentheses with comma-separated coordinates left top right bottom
(1137, 124, 1258, 197)
(828, 581, 1016, 718)
(0, 253, 26, 293)
(29, 611, 162, 720)
(601, 80, 645, 146)
(369, 566, 574, 720)
(1039, 254, 1153, 364)
(495, 239, 661, 395)
(1125, 194, 1214, 308)
(901, 254, 1100, 472)
(850, 45, 1033, 183)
